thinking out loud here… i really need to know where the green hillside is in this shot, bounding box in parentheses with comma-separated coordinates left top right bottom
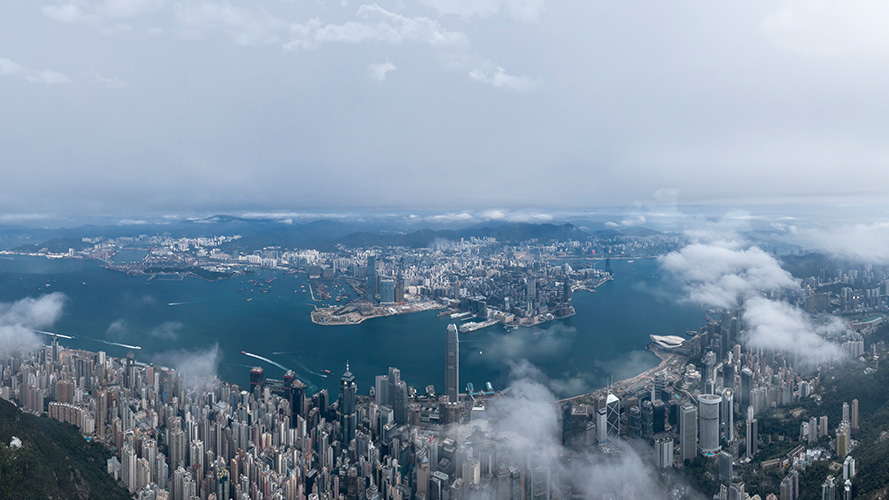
(0, 399, 130, 500)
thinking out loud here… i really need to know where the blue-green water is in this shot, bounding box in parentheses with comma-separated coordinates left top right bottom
(0, 256, 704, 398)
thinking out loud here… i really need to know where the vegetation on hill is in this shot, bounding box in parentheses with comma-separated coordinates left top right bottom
(0, 399, 130, 500)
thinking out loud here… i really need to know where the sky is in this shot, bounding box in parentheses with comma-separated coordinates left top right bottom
(3, 0, 889, 217)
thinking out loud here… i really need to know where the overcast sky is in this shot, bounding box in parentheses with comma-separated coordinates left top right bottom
(3, 0, 889, 217)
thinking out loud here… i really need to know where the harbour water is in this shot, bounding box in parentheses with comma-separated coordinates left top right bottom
(0, 256, 705, 398)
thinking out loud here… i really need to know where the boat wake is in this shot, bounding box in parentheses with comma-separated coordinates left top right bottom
(241, 351, 289, 372)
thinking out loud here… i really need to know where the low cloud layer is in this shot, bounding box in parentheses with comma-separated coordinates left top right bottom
(0, 56, 71, 85)
(791, 221, 889, 265)
(660, 243, 798, 309)
(152, 343, 222, 385)
(107, 319, 184, 341)
(742, 297, 845, 367)
(462, 361, 699, 498)
(470, 324, 576, 364)
(0, 293, 67, 352)
(148, 321, 184, 340)
(662, 243, 846, 367)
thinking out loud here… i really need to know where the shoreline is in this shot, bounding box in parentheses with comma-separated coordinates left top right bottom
(310, 299, 446, 325)
(558, 345, 687, 404)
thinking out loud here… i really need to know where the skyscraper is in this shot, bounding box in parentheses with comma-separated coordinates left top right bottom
(654, 435, 674, 468)
(606, 393, 621, 444)
(699, 393, 723, 455)
(445, 324, 459, 403)
(851, 399, 859, 432)
(680, 402, 698, 461)
(340, 363, 357, 445)
(367, 255, 377, 302)
(836, 422, 850, 459)
(380, 278, 395, 305)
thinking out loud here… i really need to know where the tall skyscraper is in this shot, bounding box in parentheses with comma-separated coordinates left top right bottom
(380, 278, 396, 305)
(679, 402, 698, 461)
(851, 399, 859, 432)
(699, 393, 723, 455)
(836, 422, 850, 459)
(746, 417, 758, 459)
(445, 324, 459, 403)
(340, 363, 357, 445)
(606, 393, 621, 444)
(367, 255, 377, 302)
(718, 387, 734, 444)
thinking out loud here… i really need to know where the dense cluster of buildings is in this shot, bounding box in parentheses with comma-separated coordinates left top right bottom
(0, 301, 879, 500)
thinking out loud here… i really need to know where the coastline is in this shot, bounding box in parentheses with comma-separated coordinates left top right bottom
(558, 345, 687, 404)
(310, 299, 446, 325)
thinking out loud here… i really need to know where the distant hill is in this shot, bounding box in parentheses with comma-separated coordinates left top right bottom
(332, 223, 589, 248)
(0, 399, 129, 500)
(3, 217, 673, 253)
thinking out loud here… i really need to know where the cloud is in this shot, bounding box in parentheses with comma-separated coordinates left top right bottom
(147, 321, 183, 340)
(662, 242, 847, 367)
(0, 57, 71, 85)
(174, 1, 286, 45)
(791, 221, 889, 264)
(0, 293, 67, 353)
(285, 4, 470, 51)
(42, 0, 167, 26)
(88, 71, 127, 88)
(619, 215, 646, 226)
(367, 60, 396, 81)
(284, 4, 535, 90)
(468, 66, 542, 92)
(459, 360, 698, 498)
(659, 243, 798, 309)
(152, 343, 221, 384)
(106, 318, 129, 338)
(742, 296, 846, 367)
(762, 0, 889, 57)
(107, 318, 181, 340)
(420, 0, 545, 23)
(593, 349, 659, 384)
(470, 324, 576, 363)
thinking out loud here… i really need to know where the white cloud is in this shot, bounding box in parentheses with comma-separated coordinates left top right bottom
(468, 65, 542, 92)
(147, 321, 183, 340)
(42, 0, 167, 26)
(88, 71, 128, 88)
(367, 60, 396, 81)
(457, 360, 687, 498)
(660, 243, 798, 309)
(662, 242, 848, 368)
(762, 0, 889, 57)
(421, 0, 545, 23)
(742, 296, 846, 367)
(0, 57, 71, 85)
(792, 221, 889, 264)
(0, 293, 68, 353)
(152, 343, 221, 385)
(285, 4, 470, 51)
(174, 1, 286, 45)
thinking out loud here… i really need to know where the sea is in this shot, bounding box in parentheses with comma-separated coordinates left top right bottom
(0, 255, 706, 398)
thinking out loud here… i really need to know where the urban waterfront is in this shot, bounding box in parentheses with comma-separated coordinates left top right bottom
(0, 255, 705, 398)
